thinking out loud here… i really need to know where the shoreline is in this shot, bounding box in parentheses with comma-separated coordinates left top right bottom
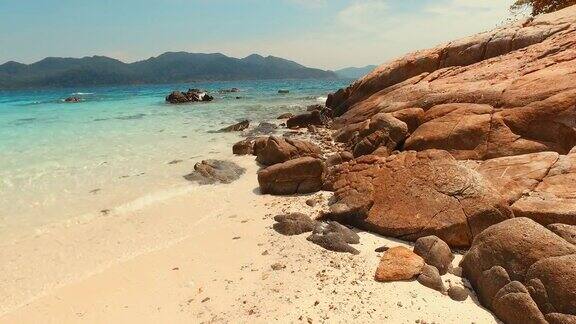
(0, 141, 498, 323)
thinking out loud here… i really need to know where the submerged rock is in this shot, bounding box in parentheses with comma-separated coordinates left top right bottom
(183, 160, 245, 184)
(220, 120, 250, 132)
(64, 96, 81, 103)
(244, 122, 278, 137)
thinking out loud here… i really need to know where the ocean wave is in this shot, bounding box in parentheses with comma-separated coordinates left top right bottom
(71, 92, 95, 95)
(316, 96, 327, 103)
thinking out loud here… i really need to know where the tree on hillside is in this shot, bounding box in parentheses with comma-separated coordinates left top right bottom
(512, 0, 576, 15)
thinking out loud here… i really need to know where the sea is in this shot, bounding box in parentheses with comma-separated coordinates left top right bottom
(0, 79, 351, 242)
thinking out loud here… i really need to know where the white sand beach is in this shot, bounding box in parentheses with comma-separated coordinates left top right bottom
(0, 156, 499, 324)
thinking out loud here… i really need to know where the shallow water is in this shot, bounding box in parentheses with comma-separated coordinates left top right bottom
(0, 79, 351, 242)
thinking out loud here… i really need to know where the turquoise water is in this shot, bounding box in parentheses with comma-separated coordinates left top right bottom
(0, 79, 351, 241)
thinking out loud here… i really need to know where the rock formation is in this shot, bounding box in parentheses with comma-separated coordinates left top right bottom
(184, 160, 245, 184)
(166, 89, 214, 104)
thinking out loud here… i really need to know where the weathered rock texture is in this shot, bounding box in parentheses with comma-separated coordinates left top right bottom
(461, 218, 576, 323)
(327, 7, 576, 161)
(256, 136, 321, 166)
(374, 246, 425, 282)
(325, 150, 512, 247)
(258, 157, 325, 195)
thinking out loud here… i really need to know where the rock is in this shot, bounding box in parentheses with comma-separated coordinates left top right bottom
(447, 286, 469, 301)
(273, 213, 316, 236)
(232, 139, 253, 155)
(256, 136, 321, 166)
(252, 137, 268, 156)
(374, 246, 425, 282)
(352, 113, 408, 157)
(525, 254, 576, 315)
(245, 122, 278, 137)
(220, 120, 250, 132)
(448, 265, 463, 277)
(547, 223, 576, 245)
(491, 281, 548, 324)
(166, 89, 213, 103)
(391, 108, 424, 134)
(328, 7, 576, 160)
(287, 111, 325, 129)
(258, 157, 325, 195)
(413, 236, 454, 275)
(307, 232, 359, 255)
(64, 96, 81, 103)
(312, 221, 360, 244)
(461, 218, 576, 321)
(218, 88, 240, 93)
(183, 160, 246, 184)
(326, 150, 512, 247)
(307, 104, 324, 112)
(305, 199, 317, 207)
(271, 263, 286, 270)
(375, 246, 390, 253)
(417, 264, 446, 293)
(278, 90, 290, 94)
(546, 313, 576, 324)
(325, 152, 354, 168)
(277, 113, 294, 119)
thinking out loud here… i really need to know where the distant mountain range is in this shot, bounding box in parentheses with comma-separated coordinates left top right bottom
(0, 52, 338, 89)
(335, 65, 378, 79)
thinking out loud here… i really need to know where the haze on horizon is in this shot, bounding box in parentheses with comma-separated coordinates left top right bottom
(0, 0, 515, 70)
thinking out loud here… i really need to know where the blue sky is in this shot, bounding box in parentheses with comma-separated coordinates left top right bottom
(0, 0, 514, 69)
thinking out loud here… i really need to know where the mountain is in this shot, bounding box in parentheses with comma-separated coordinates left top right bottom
(0, 52, 337, 89)
(334, 65, 378, 79)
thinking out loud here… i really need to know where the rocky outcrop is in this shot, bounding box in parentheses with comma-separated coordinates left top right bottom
(256, 136, 321, 166)
(461, 218, 576, 323)
(183, 160, 245, 184)
(327, 6, 576, 161)
(258, 157, 325, 195)
(325, 150, 512, 247)
(166, 89, 214, 103)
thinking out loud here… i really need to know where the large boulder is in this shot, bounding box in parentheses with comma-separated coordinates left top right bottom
(258, 157, 325, 195)
(256, 136, 321, 166)
(327, 7, 576, 160)
(461, 218, 576, 323)
(325, 150, 512, 247)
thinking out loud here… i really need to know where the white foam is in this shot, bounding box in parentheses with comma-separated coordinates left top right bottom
(316, 96, 327, 103)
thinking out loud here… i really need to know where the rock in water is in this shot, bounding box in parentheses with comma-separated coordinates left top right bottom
(232, 139, 254, 155)
(166, 89, 214, 104)
(220, 120, 250, 132)
(258, 157, 325, 195)
(184, 160, 246, 184)
(287, 111, 325, 129)
(277, 113, 294, 119)
(244, 122, 278, 137)
(374, 246, 424, 282)
(273, 213, 316, 236)
(64, 96, 81, 103)
(413, 236, 454, 275)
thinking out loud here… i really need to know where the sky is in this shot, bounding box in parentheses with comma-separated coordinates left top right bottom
(0, 0, 515, 70)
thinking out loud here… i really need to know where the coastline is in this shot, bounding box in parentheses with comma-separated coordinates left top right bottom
(0, 141, 498, 324)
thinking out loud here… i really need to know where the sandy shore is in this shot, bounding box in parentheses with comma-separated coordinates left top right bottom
(0, 155, 499, 323)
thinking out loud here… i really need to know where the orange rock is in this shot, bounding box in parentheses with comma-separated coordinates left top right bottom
(374, 246, 425, 282)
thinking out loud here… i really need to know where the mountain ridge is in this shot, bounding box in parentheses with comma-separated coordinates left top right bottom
(0, 52, 337, 89)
